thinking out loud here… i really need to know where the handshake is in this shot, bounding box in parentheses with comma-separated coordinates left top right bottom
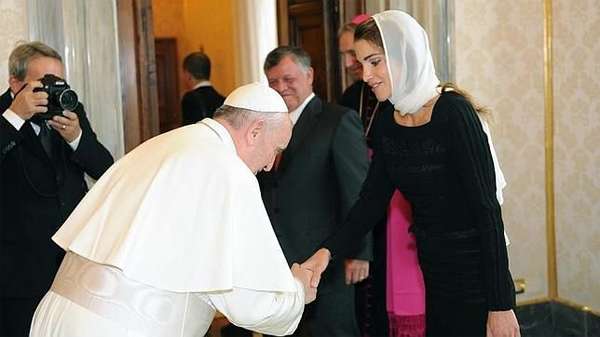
(291, 248, 332, 304)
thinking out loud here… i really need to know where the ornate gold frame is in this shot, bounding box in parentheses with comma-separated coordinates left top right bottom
(543, 0, 558, 300)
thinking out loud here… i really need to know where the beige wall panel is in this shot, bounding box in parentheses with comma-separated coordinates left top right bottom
(454, 0, 548, 301)
(0, 1, 28, 87)
(553, 0, 600, 311)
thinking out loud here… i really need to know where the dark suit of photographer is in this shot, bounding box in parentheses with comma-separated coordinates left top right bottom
(0, 42, 114, 336)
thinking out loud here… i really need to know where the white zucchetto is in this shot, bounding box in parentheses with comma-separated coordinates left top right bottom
(224, 82, 288, 113)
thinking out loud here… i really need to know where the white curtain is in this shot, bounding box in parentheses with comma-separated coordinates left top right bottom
(232, 0, 278, 86)
(27, 0, 124, 159)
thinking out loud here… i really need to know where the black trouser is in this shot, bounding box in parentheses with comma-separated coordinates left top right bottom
(355, 219, 388, 337)
(1, 297, 41, 337)
(264, 284, 360, 337)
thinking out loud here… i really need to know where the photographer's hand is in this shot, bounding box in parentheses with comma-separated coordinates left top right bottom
(9, 81, 48, 120)
(48, 110, 81, 143)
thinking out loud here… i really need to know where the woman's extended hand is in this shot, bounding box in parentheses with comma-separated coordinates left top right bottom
(487, 310, 520, 337)
(300, 248, 331, 288)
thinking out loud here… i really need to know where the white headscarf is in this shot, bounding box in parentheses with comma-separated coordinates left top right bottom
(373, 10, 440, 115)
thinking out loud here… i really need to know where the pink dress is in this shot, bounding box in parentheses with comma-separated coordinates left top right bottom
(386, 190, 426, 337)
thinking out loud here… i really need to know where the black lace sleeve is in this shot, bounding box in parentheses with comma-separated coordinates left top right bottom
(447, 94, 515, 310)
(322, 117, 395, 260)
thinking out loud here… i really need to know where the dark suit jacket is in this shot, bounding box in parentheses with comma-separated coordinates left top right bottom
(258, 96, 371, 294)
(339, 81, 392, 337)
(0, 89, 114, 298)
(181, 85, 225, 125)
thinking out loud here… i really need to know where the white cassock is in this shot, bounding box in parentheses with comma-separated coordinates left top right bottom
(30, 118, 304, 337)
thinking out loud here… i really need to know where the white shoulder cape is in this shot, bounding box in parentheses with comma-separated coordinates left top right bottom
(53, 119, 297, 293)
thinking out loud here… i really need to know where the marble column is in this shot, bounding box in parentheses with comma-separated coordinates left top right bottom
(27, 0, 124, 159)
(0, 0, 28, 85)
(232, 0, 278, 86)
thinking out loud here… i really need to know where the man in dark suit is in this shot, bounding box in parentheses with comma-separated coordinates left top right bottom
(0, 41, 114, 336)
(181, 51, 225, 125)
(259, 46, 370, 337)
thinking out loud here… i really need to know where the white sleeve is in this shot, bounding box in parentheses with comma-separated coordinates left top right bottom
(480, 118, 510, 246)
(2, 109, 26, 130)
(67, 129, 82, 150)
(206, 279, 305, 336)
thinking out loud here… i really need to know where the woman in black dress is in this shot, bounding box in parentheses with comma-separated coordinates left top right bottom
(303, 10, 520, 337)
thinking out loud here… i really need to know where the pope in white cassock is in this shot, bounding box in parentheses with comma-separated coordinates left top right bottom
(29, 83, 315, 337)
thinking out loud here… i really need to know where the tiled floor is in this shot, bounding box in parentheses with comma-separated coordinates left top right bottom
(516, 301, 600, 337)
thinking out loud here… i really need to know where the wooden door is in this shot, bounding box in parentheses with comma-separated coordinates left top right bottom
(155, 38, 180, 133)
(116, 0, 159, 152)
(277, 0, 340, 101)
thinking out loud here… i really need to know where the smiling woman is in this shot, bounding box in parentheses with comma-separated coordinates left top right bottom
(303, 10, 520, 337)
(354, 39, 390, 102)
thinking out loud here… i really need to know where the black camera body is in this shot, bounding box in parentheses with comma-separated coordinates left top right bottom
(33, 74, 79, 119)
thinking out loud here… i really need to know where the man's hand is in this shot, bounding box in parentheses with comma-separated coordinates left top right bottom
(48, 110, 82, 143)
(344, 259, 369, 285)
(9, 81, 48, 120)
(291, 263, 316, 304)
(486, 310, 520, 337)
(300, 248, 331, 288)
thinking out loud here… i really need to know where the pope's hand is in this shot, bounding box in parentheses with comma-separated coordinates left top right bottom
(300, 248, 331, 288)
(291, 263, 316, 304)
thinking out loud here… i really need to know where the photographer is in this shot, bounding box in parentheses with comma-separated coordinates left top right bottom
(0, 41, 113, 336)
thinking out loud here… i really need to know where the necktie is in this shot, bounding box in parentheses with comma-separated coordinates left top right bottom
(32, 119, 53, 159)
(273, 152, 283, 171)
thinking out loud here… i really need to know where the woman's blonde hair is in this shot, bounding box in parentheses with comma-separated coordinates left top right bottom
(440, 83, 490, 116)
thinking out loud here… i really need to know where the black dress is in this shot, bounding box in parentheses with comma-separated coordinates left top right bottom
(324, 91, 515, 337)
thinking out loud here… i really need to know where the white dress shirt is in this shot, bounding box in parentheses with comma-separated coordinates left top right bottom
(289, 92, 315, 125)
(2, 107, 82, 150)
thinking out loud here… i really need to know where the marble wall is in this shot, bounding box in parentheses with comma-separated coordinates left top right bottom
(59, 0, 124, 158)
(0, 0, 124, 159)
(0, 0, 28, 88)
(454, 0, 548, 302)
(553, 0, 600, 309)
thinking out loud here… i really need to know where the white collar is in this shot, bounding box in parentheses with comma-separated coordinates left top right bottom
(289, 92, 315, 125)
(193, 80, 212, 90)
(199, 118, 236, 153)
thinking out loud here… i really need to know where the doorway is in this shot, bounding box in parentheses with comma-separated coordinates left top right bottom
(155, 38, 180, 133)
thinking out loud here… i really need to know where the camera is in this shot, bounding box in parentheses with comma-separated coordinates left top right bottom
(33, 74, 79, 119)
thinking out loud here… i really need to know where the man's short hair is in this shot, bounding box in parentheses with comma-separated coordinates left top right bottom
(9, 41, 62, 81)
(338, 22, 358, 37)
(183, 52, 211, 80)
(214, 105, 286, 130)
(263, 46, 311, 73)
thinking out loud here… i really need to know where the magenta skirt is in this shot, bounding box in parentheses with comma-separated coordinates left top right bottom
(386, 190, 425, 337)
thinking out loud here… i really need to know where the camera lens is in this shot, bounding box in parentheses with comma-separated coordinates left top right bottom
(58, 89, 79, 111)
